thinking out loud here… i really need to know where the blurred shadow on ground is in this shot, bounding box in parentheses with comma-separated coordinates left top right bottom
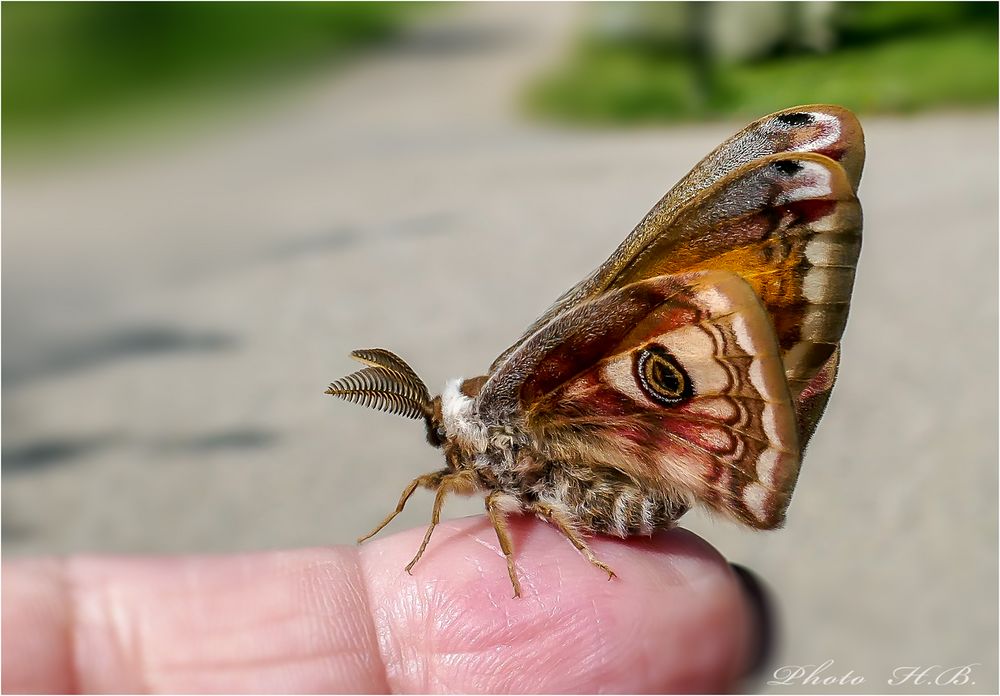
(152, 428, 280, 455)
(267, 212, 454, 260)
(2, 325, 236, 387)
(3, 434, 120, 474)
(4, 427, 280, 476)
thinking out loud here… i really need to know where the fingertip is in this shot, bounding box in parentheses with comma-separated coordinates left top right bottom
(360, 516, 761, 693)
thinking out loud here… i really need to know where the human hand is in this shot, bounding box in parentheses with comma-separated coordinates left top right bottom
(3, 517, 769, 693)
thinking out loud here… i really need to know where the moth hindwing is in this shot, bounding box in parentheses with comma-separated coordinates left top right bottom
(326, 105, 864, 598)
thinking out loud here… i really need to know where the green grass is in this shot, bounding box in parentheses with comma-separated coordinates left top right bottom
(2, 3, 422, 154)
(526, 13, 998, 124)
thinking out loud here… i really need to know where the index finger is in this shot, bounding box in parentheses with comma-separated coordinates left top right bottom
(3, 517, 759, 693)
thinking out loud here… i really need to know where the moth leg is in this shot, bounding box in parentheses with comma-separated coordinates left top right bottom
(485, 491, 522, 598)
(533, 501, 617, 581)
(357, 470, 446, 544)
(405, 470, 476, 574)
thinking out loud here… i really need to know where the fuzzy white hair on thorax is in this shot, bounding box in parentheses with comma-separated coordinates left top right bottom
(441, 379, 489, 453)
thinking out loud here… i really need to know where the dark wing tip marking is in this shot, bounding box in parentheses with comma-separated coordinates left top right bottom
(775, 112, 815, 126)
(772, 159, 805, 176)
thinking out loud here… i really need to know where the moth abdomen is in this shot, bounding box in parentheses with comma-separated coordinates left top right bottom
(533, 462, 688, 538)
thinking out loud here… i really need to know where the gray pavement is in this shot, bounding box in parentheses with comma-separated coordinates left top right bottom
(4, 4, 997, 692)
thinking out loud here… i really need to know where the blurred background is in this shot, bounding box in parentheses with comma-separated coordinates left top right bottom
(3, 2, 997, 692)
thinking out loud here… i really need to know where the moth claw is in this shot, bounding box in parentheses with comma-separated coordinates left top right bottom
(509, 576, 523, 598)
(594, 562, 617, 581)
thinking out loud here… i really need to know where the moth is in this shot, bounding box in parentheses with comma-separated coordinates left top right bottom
(327, 105, 864, 597)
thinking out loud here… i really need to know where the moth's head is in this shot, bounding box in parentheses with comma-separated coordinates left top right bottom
(437, 376, 490, 455)
(415, 378, 489, 454)
(326, 348, 444, 447)
(425, 395, 445, 448)
(326, 350, 491, 457)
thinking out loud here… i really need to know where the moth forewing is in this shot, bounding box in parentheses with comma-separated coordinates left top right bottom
(490, 105, 865, 372)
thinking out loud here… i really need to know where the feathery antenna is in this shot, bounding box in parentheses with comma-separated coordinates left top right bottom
(326, 348, 432, 420)
(348, 349, 431, 405)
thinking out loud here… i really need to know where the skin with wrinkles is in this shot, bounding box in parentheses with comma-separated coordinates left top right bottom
(3, 518, 755, 694)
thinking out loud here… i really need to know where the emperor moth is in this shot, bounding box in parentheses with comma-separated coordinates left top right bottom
(327, 105, 863, 597)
